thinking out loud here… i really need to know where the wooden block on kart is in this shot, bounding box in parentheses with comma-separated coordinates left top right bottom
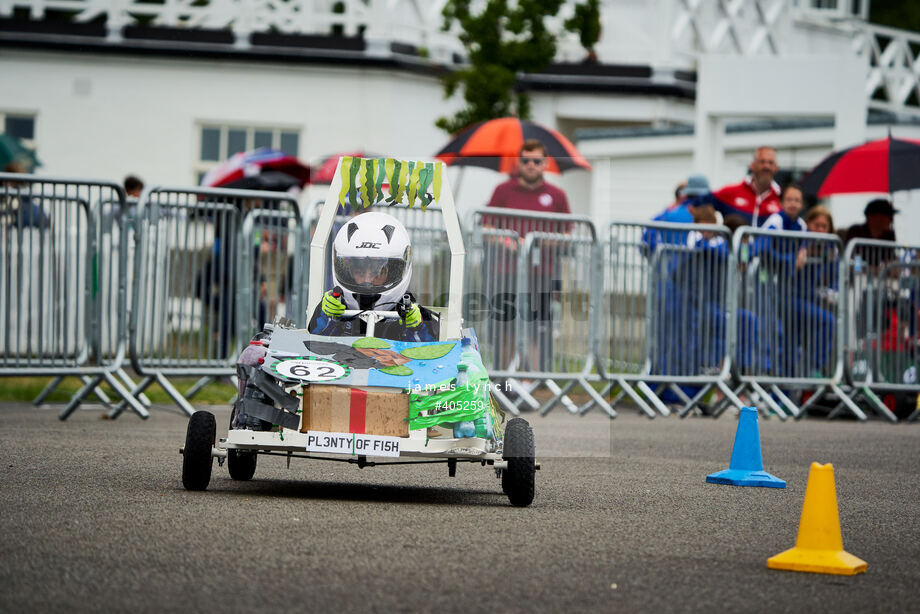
(300, 385, 409, 437)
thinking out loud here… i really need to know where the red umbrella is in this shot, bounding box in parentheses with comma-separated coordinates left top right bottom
(434, 117, 591, 174)
(800, 136, 920, 197)
(311, 151, 379, 184)
(201, 147, 310, 189)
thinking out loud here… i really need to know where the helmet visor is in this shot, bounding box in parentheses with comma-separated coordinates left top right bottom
(334, 255, 407, 294)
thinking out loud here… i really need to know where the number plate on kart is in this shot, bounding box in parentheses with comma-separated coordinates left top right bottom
(271, 356, 350, 383)
(303, 431, 401, 458)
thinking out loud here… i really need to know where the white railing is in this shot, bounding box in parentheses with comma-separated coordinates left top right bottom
(670, 0, 920, 118)
(852, 21, 920, 117)
(0, 0, 596, 62)
(671, 0, 787, 57)
(5, 0, 920, 118)
(0, 0, 463, 58)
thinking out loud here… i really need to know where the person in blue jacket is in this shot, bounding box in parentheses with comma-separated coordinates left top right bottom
(654, 205, 729, 407)
(643, 174, 711, 253)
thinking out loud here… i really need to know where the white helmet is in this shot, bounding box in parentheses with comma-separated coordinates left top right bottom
(331, 211, 412, 310)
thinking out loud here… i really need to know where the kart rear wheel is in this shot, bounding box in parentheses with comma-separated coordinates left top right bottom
(182, 411, 216, 491)
(501, 417, 535, 507)
(227, 449, 258, 481)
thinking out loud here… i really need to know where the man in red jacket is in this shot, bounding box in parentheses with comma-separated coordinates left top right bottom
(699, 146, 781, 226)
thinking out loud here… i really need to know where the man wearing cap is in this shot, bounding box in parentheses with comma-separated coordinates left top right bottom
(845, 199, 899, 363)
(845, 199, 898, 244)
(655, 174, 711, 224)
(644, 174, 711, 252)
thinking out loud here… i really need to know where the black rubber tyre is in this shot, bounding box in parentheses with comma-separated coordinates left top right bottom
(501, 417, 535, 507)
(182, 411, 216, 491)
(227, 449, 258, 481)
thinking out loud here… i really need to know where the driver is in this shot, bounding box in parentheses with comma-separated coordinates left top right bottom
(308, 211, 440, 341)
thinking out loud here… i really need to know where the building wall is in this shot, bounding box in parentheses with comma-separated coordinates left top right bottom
(4, 45, 916, 241)
(3, 47, 694, 219)
(578, 124, 920, 240)
(2, 49, 461, 185)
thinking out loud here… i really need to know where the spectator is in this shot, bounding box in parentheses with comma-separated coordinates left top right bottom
(2, 161, 48, 229)
(846, 199, 899, 271)
(804, 205, 835, 235)
(750, 184, 808, 377)
(685, 205, 730, 370)
(845, 198, 897, 244)
(655, 203, 730, 408)
(644, 174, 711, 252)
(756, 184, 807, 270)
(487, 139, 570, 216)
(656, 175, 710, 224)
(696, 146, 781, 226)
(722, 213, 748, 237)
(483, 138, 570, 372)
(763, 183, 806, 233)
(845, 200, 901, 363)
(124, 175, 144, 198)
(686, 204, 724, 245)
(793, 205, 839, 375)
(672, 181, 687, 206)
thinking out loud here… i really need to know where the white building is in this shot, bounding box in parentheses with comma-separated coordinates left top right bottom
(2, 0, 919, 236)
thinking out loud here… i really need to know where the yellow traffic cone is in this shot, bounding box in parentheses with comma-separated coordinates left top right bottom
(767, 462, 866, 575)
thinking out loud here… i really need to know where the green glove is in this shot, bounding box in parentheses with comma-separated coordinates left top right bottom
(322, 290, 346, 318)
(403, 303, 422, 328)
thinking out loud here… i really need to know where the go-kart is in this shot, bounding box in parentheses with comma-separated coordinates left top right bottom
(181, 155, 537, 506)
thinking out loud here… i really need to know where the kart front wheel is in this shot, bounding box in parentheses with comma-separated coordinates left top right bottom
(501, 417, 535, 507)
(227, 449, 258, 481)
(182, 411, 216, 491)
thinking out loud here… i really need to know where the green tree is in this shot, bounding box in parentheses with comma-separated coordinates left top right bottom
(437, 0, 601, 135)
(869, 0, 920, 32)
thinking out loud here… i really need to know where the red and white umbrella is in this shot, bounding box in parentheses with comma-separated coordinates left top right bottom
(800, 136, 920, 197)
(201, 147, 310, 190)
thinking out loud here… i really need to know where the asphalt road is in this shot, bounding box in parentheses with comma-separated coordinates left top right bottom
(1, 402, 918, 613)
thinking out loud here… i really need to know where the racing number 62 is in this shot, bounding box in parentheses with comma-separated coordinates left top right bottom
(274, 358, 348, 382)
(290, 364, 334, 378)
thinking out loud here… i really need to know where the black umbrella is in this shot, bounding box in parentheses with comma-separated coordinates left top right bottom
(217, 170, 303, 192)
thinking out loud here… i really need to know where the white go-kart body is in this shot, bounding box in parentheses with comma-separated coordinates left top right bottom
(181, 156, 537, 506)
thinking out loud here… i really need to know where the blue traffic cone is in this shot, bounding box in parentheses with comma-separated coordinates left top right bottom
(706, 406, 786, 488)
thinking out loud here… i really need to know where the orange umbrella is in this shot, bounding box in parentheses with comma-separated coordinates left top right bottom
(435, 117, 591, 174)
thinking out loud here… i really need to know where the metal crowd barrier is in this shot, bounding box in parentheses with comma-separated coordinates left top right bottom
(35, 196, 156, 415)
(462, 208, 611, 417)
(0, 174, 148, 419)
(5, 175, 918, 425)
(842, 239, 919, 421)
(731, 227, 888, 421)
(598, 221, 741, 419)
(117, 186, 303, 417)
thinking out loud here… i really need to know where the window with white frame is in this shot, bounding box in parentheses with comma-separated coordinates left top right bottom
(195, 123, 301, 184)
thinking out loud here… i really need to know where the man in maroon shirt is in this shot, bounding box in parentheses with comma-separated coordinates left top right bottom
(487, 140, 571, 217)
(482, 139, 572, 373)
